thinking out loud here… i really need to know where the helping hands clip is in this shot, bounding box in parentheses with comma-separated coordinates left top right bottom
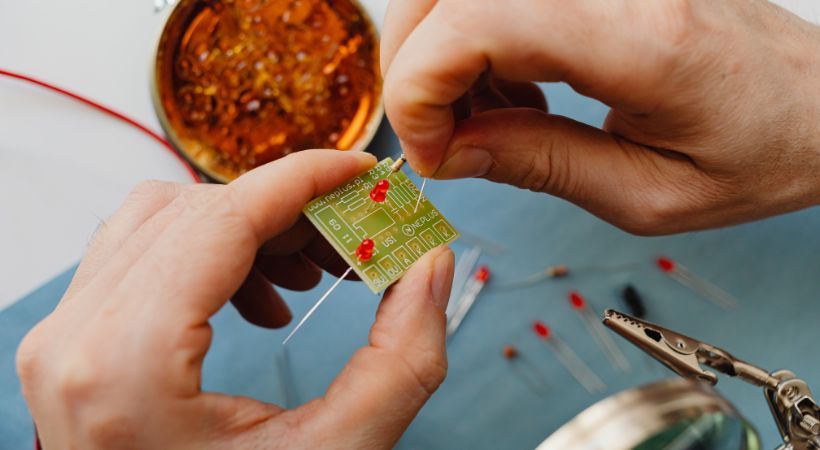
(603, 309, 820, 450)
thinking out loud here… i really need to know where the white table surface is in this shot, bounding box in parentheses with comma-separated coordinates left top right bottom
(0, 0, 816, 310)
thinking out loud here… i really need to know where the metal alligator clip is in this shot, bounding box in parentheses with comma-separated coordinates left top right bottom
(603, 309, 820, 450)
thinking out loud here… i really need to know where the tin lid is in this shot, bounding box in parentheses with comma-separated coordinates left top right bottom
(152, 0, 383, 183)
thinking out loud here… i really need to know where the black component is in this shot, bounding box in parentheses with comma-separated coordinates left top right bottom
(622, 284, 647, 318)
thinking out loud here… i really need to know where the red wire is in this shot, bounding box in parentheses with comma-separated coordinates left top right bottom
(0, 68, 201, 183)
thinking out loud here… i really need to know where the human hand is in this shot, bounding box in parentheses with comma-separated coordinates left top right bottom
(382, 0, 820, 234)
(16, 150, 455, 449)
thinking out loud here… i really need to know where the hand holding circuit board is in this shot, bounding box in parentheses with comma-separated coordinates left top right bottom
(284, 156, 460, 343)
(304, 157, 460, 293)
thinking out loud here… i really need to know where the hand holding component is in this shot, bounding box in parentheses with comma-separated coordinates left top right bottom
(382, 0, 820, 234)
(16, 150, 455, 450)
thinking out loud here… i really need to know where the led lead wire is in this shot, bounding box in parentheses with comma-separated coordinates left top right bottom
(569, 292, 631, 373)
(657, 257, 738, 309)
(446, 266, 489, 337)
(414, 177, 427, 213)
(533, 321, 605, 393)
(446, 246, 482, 319)
(282, 267, 353, 345)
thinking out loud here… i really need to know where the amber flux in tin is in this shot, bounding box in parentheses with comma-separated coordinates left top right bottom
(159, 0, 380, 181)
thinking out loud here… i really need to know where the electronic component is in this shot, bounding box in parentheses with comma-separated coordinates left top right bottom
(355, 239, 375, 262)
(446, 265, 490, 337)
(503, 345, 519, 360)
(568, 291, 631, 373)
(496, 262, 640, 290)
(656, 256, 738, 309)
(369, 179, 390, 203)
(503, 344, 550, 395)
(621, 284, 646, 318)
(532, 321, 605, 393)
(303, 157, 460, 293)
(446, 246, 482, 319)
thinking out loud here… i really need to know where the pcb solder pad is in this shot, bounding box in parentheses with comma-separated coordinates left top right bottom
(303, 157, 460, 293)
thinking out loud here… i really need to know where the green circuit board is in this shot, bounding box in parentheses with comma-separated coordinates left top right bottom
(303, 157, 460, 293)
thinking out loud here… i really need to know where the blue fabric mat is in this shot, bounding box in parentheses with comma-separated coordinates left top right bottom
(2, 84, 819, 449)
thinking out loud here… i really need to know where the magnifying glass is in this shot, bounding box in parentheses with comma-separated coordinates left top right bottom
(537, 378, 760, 450)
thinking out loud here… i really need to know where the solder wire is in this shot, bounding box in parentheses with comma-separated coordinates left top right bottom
(0, 68, 200, 182)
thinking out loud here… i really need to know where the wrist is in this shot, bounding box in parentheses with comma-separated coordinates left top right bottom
(804, 27, 820, 204)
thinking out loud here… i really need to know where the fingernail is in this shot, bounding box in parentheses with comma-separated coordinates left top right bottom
(434, 147, 493, 179)
(431, 247, 455, 310)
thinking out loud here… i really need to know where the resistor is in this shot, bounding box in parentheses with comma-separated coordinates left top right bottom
(546, 264, 569, 278)
(621, 284, 647, 319)
(502, 345, 519, 360)
(390, 154, 407, 173)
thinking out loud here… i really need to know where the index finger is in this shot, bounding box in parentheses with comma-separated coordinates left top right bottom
(384, 1, 679, 175)
(380, 0, 436, 75)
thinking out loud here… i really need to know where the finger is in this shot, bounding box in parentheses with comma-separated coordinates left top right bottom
(434, 108, 710, 234)
(384, 1, 676, 175)
(231, 267, 292, 328)
(302, 234, 360, 280)
(299, 247, 454, 448)
(258, 216, 316, 256)
(255, 253, 323, 292)
(62, 181, 185, 302)
(469, 82, 513, 115)
(115, 150, 376, 324)
(380, 0, 437, 75)
(493, 80, 548, 112)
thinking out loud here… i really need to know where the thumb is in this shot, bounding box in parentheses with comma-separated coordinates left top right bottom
(301, 246, 454, 449)
(434, 108, 707, 235)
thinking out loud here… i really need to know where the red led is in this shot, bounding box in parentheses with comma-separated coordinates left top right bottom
(569, 291, 586, 309)
(356, 239, 375, 262)
(475, 265, 490, 282)
(533, 321, 550, 339)
(369, 179, 390, 203)
(656, 256, 676, 273)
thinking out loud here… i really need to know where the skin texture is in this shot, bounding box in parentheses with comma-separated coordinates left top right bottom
(16, 150, 455, 450)
(382, 0, 820, 234)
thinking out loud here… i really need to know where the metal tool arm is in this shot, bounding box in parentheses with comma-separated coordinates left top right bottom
(602, 309, 820, 450)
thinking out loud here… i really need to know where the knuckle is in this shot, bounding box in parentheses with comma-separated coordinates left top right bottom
(513, 116, 574, 196)
(16, 324, 47, 391)
(411, 351, 448, 395)
(617, 178, 720, 236)
(54, 355, 101, 405)
(655, 0, 698, 48)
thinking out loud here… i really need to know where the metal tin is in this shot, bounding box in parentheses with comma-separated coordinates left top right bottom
(537, 378, 761, 450)
(151, 0, 383, 183)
